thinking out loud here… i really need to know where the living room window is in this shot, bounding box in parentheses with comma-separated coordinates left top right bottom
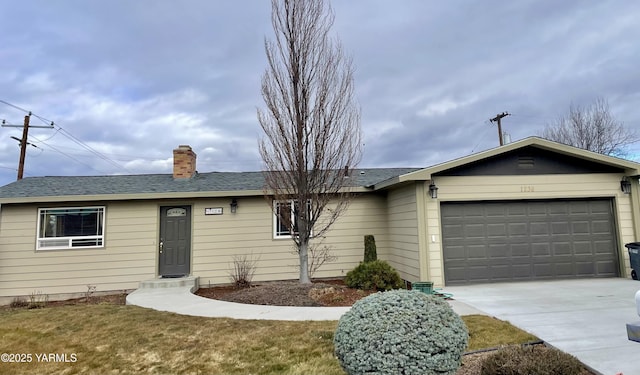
(37, 206, 105, 250)
(273, 200, 312, 238)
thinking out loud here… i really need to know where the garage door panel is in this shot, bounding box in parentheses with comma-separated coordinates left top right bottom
(511, 264, 532, 278)
(488, 244, 509, 259)
(572, 221, 590, 234)
(507, 205, 526, 216)
(486, 205, 507, 217)
(465, 224, 485, 238)
(551, 222, 570, 235)
(552, 242, 572, 256)
(508, 223, 528, 236)
(528, 202, 548, 216)
(548, 204, 569, 215)
(597, 261, 616, 274)
(530, 222, 549, 236)
(511, 244, 530, 257)
(594, 241, 614, 255)
(487, 223, 507, 237)
(592, 221, 613, 234)
(467, 245, 487, 260)
(532, 243, 551, 256)
(575, 262, 595, 276)
(533, 264, 553, 277)
(573, 241, 593, 255)
(442, 199, 619, 285)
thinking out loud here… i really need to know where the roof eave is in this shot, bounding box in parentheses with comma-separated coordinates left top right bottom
(0, 186, 375, 204)
(0, 190, 265, 204)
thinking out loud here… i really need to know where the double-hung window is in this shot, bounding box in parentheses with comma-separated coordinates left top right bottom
(37, 206, 105, 250)
(274, 200, 312, 238)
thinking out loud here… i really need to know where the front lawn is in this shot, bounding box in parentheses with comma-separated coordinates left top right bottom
(0, 304, 537, 374)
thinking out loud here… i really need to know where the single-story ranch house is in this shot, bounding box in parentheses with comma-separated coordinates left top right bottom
(0, 137, 639, 303)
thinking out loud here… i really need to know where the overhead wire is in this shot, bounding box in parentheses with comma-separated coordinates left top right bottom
(28, 134, 112, 175)
(0, 99, 130, 174)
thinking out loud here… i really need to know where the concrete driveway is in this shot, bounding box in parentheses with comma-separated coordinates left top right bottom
(442, 278, 640, 375)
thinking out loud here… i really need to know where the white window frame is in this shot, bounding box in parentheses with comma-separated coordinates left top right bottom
(273, 200, 312, 239)
(36, 206, 105, 250)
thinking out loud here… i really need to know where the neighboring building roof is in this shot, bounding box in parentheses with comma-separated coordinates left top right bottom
(0, 168, 420, 204)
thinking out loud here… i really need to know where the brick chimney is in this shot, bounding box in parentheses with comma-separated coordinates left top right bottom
(173, 145, 197, 179)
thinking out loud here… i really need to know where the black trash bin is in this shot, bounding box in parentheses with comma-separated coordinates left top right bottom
(625, 242, 640, 280)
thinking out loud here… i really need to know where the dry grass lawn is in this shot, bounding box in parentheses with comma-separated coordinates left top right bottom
(0, 304, 537, 375)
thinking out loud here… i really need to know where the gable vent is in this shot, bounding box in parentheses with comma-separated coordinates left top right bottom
(518, 156, 535, 169)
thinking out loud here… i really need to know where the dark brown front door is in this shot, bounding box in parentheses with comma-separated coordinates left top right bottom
(159, 206, 191, 277)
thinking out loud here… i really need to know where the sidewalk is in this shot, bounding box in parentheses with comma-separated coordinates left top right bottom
(126, 279, 486, 320)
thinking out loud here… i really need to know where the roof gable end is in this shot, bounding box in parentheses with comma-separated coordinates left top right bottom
(377, 137, 640, 188)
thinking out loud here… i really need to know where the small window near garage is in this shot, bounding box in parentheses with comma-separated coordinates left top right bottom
(273, 200, 312, 238)
(37, 207, 105, 250)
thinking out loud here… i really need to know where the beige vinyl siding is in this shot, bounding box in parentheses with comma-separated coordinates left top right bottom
(428, 173, 636, 287)
(191, 194, 389, 284)
(0, 193, 390, 301)
(386, 183, 421, 282)
(0, 201, 158, 300)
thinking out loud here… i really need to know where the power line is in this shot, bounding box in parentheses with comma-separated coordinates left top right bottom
(28, 134, 113, 175)
(1, 99, 130, 175)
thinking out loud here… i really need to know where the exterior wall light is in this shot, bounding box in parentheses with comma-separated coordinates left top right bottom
(621, 177, 632, 194)
(428, 182, 438, 199)
(230, 198, 238, 213)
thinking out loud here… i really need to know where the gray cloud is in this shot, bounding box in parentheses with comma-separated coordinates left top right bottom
(1, 0, 639, 185)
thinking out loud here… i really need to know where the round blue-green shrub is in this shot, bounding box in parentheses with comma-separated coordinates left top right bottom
(334, 290, 468, 375)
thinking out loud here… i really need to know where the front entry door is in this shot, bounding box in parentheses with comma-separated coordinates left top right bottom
(159, 205, 191, 277)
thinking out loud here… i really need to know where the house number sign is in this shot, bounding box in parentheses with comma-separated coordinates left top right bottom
(205, 207, 223, 215)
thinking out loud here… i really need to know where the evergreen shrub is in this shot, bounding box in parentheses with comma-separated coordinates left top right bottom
(480, 345, 585, 375)
(334, 290, 468, 375)
(344, 260, 404, 291)
(364, 234, 377, 262)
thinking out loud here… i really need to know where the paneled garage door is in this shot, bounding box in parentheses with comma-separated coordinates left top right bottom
(442, 199, 619, 285)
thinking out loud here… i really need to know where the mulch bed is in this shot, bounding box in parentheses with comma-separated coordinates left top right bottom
(195, 279, 376, 307)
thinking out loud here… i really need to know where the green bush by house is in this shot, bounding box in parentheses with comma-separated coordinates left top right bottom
(364, 234, 377, 263)
(345, 260, 404, 291)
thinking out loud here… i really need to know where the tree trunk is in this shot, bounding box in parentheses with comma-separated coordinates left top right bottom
(298, 240, 311, 284)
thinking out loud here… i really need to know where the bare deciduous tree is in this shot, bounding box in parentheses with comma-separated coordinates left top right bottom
(258, 0, 362, 284)
(541, 98, 638, 156)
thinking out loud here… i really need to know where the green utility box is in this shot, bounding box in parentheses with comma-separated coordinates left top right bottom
(412, 281, 434, 295)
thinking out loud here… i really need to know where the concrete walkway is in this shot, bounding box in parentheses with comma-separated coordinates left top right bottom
(126, 277, 484, 320)
(127, 283, 351, 321)
(441, 278, 640, 375)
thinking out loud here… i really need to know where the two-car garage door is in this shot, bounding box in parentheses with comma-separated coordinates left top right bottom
(442, 199, 619, 285)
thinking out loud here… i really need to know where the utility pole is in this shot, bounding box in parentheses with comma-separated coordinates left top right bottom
(2, 113, 53, 180)
(489, 112, 510, 146)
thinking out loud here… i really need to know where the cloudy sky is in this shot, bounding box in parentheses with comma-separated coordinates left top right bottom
(1, 0, 639, 186)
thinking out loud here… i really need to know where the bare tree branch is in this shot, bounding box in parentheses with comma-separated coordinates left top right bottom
(258, 0, 362, 283)
(541, 98, 639, 156)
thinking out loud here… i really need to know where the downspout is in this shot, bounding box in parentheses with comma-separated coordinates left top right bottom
(415, 182, 430, 283)
(624, 175, 640, 279)
(631, 176, 640, 241)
